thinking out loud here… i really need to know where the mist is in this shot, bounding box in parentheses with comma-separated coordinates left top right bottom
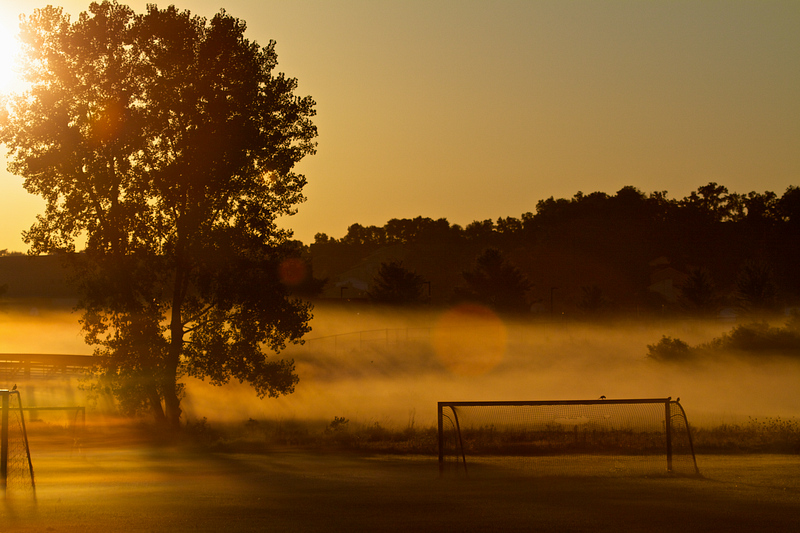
(183, 304, 800, 429)
(2, 302, 798, 429)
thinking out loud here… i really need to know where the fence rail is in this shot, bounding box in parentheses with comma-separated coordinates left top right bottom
(0, 354, 98, 379)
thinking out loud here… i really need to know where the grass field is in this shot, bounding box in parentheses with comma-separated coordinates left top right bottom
(3, 424, 799, 533)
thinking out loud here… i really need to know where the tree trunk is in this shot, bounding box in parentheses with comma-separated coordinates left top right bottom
(163, 349, 182, 429)
(148, 383, 167, 423)
(165, 253, 188, 429)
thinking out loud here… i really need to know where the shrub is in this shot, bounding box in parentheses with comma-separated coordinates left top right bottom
(648, 314, 800, 362)
(705, 321, 800, 356)
(646, 336, 693, 362)
(325, 416, 350, 433)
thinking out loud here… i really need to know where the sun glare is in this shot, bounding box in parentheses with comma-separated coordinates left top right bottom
(0, 19, 21, 93)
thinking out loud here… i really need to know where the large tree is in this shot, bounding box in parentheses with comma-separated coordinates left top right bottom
(0, 2, 317, 427)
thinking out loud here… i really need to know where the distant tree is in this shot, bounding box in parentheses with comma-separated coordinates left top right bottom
(464, 219, 495, 241)
(313, 233, 332, 245)
(368, 260, 426, 305)
(578, 285, 610, 315)
(679, 267, 718, 315)
(413, 217, 457, 244)
(385, 216, 454, 244)
(778, 186, 800, 226)
(495, 216, 522, 235)
(613, 185, 646, 204)
(533, 196, 572, 228)
(0, 2, 317, 427)
(520, 211, 536, 232)
(736, 261, 778, 313)
(775, 187, 800, 298)
(733, 191, 779, 228)
(340, 223, 386, 245)
(459, 248, 532, 313)
(681, 182, 734, 223)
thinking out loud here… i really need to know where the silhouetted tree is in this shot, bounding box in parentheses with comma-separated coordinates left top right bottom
(778, 186, 800, 225)
(578, 285, 610, 315)
(495, 216, 522, 235)
(458, 248, 532, 313)
(681, 182, 734, 223)
(464, 219, 495, 241)
(368, 260, 426, 305)
(313, 233, 332, 245)
(384, 216, 455, 244)
(0, 2, 317, 427)
(340, 223, 387, 245)
(679, 267, 718, 315)
(736, 261, 778, 313)
(744, 191, 779, 223)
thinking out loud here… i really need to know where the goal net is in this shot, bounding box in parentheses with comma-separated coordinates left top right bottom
(2, 389, 36, 497)
(438, 398, 699, 477)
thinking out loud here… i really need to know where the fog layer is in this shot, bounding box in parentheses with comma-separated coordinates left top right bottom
(2, 302, 798, 428)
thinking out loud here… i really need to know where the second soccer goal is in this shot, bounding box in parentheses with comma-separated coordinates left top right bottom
(438, 397, 699, 477)
(1, 388, 36, 498)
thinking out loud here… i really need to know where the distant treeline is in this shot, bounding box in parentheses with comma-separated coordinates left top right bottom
(3, 183, 799, 316)
(310, 183, 800, 315)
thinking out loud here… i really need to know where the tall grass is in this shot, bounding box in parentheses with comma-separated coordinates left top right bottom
(691, 417, 800, 454)
(177, 415, 800, 456)
(22, 412, 800, 457)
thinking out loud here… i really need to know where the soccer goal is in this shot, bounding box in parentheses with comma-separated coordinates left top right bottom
(1, 389, 35, 497)
(438, 398, 699, 477)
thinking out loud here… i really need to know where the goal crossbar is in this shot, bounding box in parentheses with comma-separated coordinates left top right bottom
(438, 397, 699, 477)
(441, 398, 673, 407)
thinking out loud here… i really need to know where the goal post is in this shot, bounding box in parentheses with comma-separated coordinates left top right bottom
(438, 398, 699, 477)
(1, 389, 36, 498)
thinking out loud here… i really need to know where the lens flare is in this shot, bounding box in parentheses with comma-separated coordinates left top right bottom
(432, 303, 507, 376)
(278, 257, 308, 286)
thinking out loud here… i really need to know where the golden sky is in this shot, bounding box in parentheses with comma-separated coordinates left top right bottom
(1, 0, 798, 251)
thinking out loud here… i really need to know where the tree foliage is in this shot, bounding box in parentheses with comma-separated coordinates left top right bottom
(679, 267, 718, 315)
(646, 336, 693, 362)
(578, 285, 611, 315)
(0, 1, 317, 426)
(458, 248, 532, 314)
(736, 261, 777, 313)
(368, 260, 426, 305)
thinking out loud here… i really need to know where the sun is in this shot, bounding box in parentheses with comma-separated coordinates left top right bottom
(0, 19, 22, 94)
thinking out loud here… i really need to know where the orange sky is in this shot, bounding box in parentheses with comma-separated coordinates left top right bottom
(1, 0, 798, 251)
